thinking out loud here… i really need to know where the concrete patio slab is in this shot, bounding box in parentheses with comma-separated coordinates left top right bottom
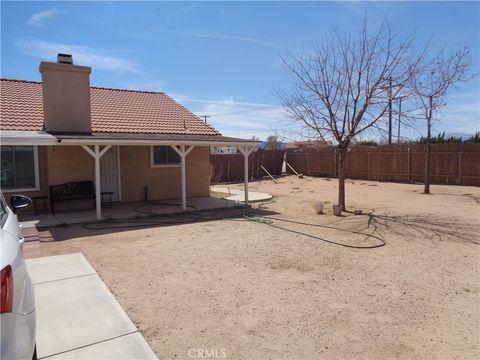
(45, 333, 156, 360)
(20, 196, 243, 228)
(27, 253, 96, 284)
(224, 192, 273, 202)
(26, 253, 156, 359)
(211, 186, 273, 202)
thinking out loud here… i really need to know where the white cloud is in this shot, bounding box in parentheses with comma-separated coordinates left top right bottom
(172, 94, 278, 109)
(176, 89, 479, 141)
(15, 39, 139, 74)
(171, 30, 281, 49)
(173, 94, 289, 140)
(27, 8, 59, 27)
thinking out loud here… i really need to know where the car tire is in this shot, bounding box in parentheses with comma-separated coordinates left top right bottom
(32, 344, 38, 360)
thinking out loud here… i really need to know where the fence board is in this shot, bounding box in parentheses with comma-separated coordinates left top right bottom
(210, 150, 285, 183)
(285, 144, 480, 186)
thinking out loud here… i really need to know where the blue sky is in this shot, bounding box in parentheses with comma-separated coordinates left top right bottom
(1, 1, 479, 141)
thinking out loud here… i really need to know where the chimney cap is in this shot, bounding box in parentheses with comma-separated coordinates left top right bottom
(57, 53, 73, 64)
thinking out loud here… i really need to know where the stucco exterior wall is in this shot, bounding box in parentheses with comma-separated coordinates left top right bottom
(46, 145, 94, 185)
(43, 145, 94, 211)
(4, 145, 210, 207)
(184, 146, 210, 197)
(39, 61, 92, 133)
(119, 145, 210, 202)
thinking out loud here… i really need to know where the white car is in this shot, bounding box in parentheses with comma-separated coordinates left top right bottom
(1, 193, 36, 360)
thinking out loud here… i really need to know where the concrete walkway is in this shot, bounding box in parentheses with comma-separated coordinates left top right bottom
(26, 253, 157, 359)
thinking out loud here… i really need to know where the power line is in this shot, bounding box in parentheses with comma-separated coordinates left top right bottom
(210, 105, 279, 117)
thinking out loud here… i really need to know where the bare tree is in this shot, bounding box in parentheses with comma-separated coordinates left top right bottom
(277, 18, 426, 210)
(410, 48, 473, 194)
(265, 135, 282, 150)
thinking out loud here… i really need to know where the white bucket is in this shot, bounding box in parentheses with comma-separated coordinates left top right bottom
(314, 201, 324, 214)
(333, 205, 342, 216)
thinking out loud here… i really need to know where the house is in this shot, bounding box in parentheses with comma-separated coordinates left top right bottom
(210, 146, 238, 154)
(0, 54, 257, 219)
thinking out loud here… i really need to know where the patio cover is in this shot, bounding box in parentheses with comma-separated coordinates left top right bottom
(1, 130, 258, 219)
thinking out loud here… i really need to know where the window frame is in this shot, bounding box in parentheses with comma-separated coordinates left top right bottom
(150, 145, 181, 168)
(1, 145, 40, 193)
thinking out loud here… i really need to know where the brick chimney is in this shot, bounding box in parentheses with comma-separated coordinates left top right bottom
(39, 54, 92, 133)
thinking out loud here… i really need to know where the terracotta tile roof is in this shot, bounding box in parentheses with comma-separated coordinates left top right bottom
(0, 78, 220, 136)
(1, 79, 44, 132)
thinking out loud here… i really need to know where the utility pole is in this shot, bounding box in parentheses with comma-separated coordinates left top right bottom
(388, 76, 393, 145)
(199, 115, 211, 123)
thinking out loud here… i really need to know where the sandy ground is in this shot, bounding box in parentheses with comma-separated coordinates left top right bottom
(40, 176, 479, 360)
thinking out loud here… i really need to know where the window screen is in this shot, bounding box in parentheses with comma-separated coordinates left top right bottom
(1, 146, 36, 189)
(152, 146, 180, 165)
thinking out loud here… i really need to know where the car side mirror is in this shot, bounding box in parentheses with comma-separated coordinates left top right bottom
(10, 195, 32, 214)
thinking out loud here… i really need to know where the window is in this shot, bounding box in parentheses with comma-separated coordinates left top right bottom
(151, 146, 181, 167)
(1, 146, 39, 191)
(0, 195, 7, 227)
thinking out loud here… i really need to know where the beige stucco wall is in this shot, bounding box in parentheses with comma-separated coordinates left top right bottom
(5, 145, 210, 207)
(46, 145, 94, 185)
(43, 145, 94, 211)
(39, 61, 92, 133)
(184, 146, 210, 197)
(120, 145, 210, 202)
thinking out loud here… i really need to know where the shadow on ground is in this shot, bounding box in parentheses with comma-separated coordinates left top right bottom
(39, 207, 280, 242)
(360, 212, 479, 245)
(39, 202, 478, 248)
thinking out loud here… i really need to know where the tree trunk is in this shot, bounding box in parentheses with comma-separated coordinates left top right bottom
(388, 77, 393, 145)
(337, 147, 346, 210)
(424, 96, 433, 194)
(424, 141, 431, 194)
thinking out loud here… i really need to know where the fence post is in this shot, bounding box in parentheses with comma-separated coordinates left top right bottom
(256, 153, 260, 179)
(458, 152, 462, 185)
(367, 152, 370, 180)
(407, 147, 411, 182)
(306, 153, 310, 176)
(333, 149, 337, 177)
(227, 159, 230, 183)
(252, 153, 255, 179)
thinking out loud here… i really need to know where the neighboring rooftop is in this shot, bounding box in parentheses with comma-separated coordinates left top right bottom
(0, 78, 220, 136)
(286, 140, 332, 150)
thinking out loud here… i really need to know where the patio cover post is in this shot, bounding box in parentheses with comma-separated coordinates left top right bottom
(171, 145, 194, 210)
(238, 145, 255, 205)
(81, 145, 112, 220)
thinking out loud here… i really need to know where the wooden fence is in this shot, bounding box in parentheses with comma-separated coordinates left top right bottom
(210, 150, 285, 183)
(285, 143, 480, 186)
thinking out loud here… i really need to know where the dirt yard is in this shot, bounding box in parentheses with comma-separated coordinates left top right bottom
(40, 176, 479, 359)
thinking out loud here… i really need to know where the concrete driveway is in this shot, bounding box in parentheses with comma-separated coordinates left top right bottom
(26, 253, 157, 359)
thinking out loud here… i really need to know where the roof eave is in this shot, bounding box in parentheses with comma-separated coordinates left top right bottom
(56, 138, 259, 147)
(0, 130, 57, 145)
(0, 130, 259, 147)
